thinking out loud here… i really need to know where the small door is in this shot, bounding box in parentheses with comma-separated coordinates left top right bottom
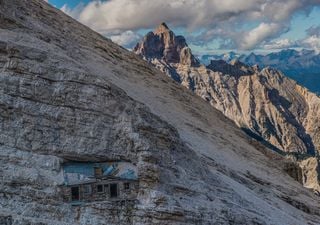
(97, 184, 104, 193)
(110, 183, 118, 198)
(71, 186, 80, 201)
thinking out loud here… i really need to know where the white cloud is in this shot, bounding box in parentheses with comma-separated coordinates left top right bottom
(239, 23, 284, 50)
(302, 35, 320, 53)
(109, 30, 142, 48)
(261, 1, 300, 22)
(68, 0, 260, 32)
(296, 25, 320, 53)
(61, 3, 85, 18)
(61, 0, 320, 50)
(263, 38, 297, 50)
(260, 25, 320, 52)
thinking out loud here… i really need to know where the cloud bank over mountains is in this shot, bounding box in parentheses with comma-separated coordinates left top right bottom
(61, 0, 320, 51)
(303, 25, 320, 53)
(261, 25, 320, 52)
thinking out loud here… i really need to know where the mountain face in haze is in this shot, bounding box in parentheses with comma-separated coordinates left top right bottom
(200, 50, 320, 95)
(134, 24, 320, 156)
(200, 51, 244, 65)
(3, 1, 320, 224)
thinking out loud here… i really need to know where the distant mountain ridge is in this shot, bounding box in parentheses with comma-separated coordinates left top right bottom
(200, 49, 320, 95)
(200, 51, 244, 65)
(134, 23, 320, 156)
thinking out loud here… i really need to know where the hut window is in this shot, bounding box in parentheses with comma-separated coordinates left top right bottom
(104, 184, 109, 192)
(83, 185, 92, 194)
(94, 167, 103, 176)
(71, 186, 80, 201)
(124, 182, 130, 190)
(110, 183, 118, 198)
(97, 184, 104, 193)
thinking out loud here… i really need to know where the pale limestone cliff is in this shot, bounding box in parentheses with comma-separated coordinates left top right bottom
(1, 1, 320, 225)
(299, 157, 320, 195)
(134, 24, 320, 155)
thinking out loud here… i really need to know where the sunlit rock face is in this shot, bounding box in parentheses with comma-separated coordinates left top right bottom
(134, 23, 199, 67)
(199, 50, 320, 95)
(2, 1, 320, 225)
(134, 24, 320, 156)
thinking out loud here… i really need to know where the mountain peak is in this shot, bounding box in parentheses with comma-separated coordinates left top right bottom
(134, 23, 199, 67)
(154, 22, 171, 34)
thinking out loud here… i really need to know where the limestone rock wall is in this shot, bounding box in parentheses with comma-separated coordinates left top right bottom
(1, 1, 320, 224)
(134, 24, 320, 155)
(299, 157, 320, 195)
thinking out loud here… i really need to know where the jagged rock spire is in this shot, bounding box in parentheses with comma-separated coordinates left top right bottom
(134, 23, 199, 66)
(154, 22, 170, 34)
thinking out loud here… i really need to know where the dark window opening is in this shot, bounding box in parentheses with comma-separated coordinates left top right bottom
(71, 186, 80, 201)
(83, 184, 92, 194)
(110, 183, 118, 198)
(94, 167, 103, 176)
(124, 182, 130, 190)
(97, 184, 104, 193)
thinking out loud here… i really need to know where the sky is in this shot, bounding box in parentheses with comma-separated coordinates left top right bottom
(47, 0, 320, 55)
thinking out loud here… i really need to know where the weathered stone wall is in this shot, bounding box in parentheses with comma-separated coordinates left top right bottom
(61, 180, 139, 203)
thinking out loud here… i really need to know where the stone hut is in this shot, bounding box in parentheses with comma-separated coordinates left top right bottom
(60, 162, 139, 204)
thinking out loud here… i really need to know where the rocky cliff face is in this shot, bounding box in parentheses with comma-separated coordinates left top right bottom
(242, 50, 320, 95)
(299, 157, 320, 195)
(134, 24, 320, 156)
(199, 50, 320, 95)
(2, 1, 320, 224)
(134, 23, 199, 67)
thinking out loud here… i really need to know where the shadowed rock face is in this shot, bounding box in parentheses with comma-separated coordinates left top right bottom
(2, 1, 320, 225)
(207, 59, 256, 77)
(134, 24, 320, 155)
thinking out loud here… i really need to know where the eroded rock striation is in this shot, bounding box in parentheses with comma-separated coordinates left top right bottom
(1, 1, 320, 225)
